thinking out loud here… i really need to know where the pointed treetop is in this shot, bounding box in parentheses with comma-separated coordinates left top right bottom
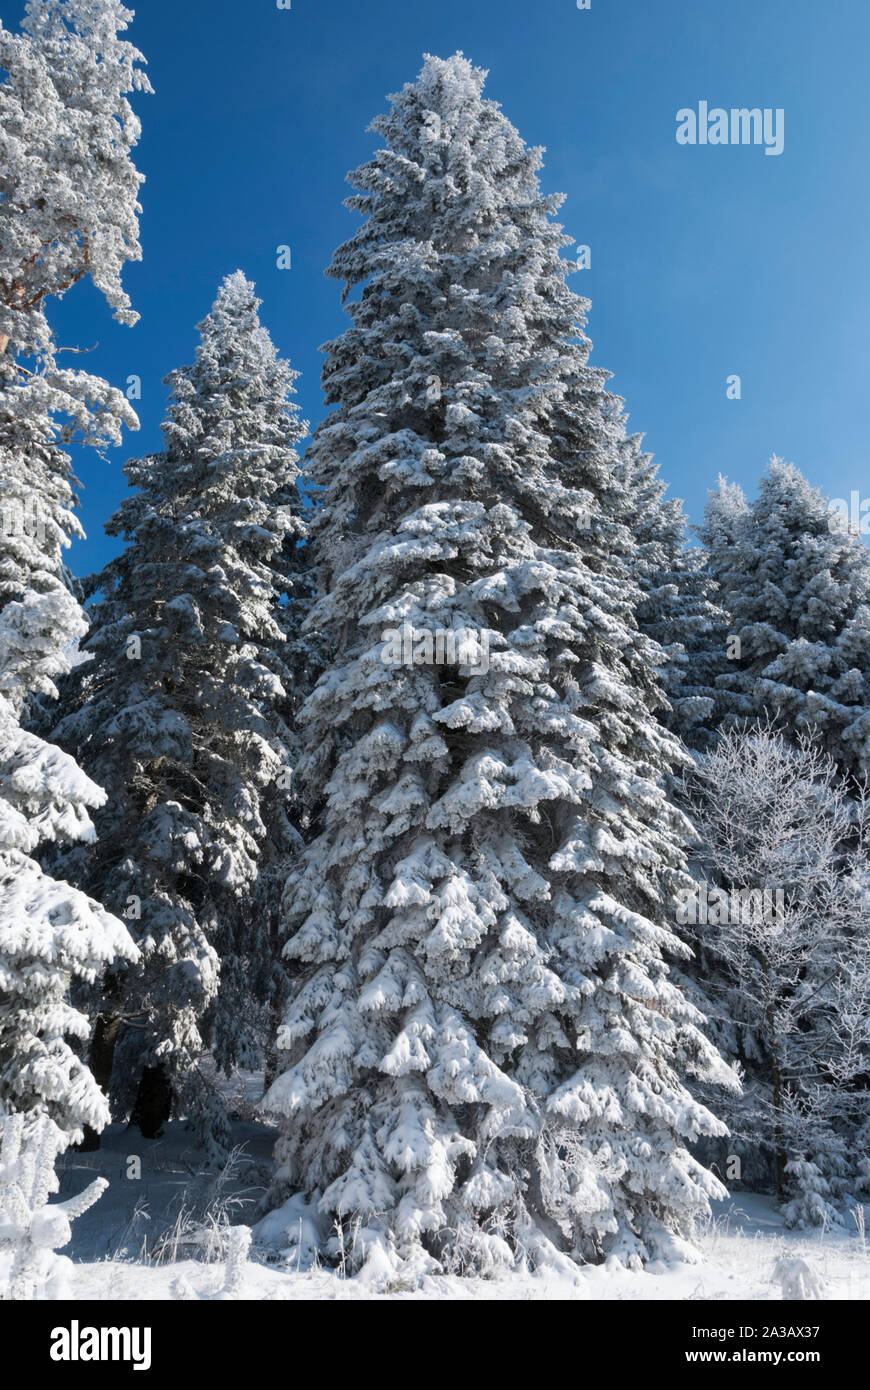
(404, 51, 488, 109)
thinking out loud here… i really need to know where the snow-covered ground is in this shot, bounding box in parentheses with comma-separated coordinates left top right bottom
(54, 1113, 870, 1302)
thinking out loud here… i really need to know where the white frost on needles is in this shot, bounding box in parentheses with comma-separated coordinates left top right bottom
(265, 52, 736, 1282)
(0, 668, 137, 1141)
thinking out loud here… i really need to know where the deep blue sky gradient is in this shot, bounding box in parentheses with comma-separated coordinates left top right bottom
(8, 0, 870, 574)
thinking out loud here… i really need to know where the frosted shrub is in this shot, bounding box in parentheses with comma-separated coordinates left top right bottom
(0, 1114, 106, 1300)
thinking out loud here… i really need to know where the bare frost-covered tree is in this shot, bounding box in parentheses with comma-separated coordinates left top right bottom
(686, 724, 870, 1227)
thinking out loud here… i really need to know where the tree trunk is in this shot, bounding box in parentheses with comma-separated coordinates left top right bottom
(770, 1053, 788, 1199)
(263, 908, 282, 1094)
(131, 1064, 172, 1139)
(1, 283, 25, 354)
(264, 1000, 280, 1094)
(760, 953, 788, 1198)
(77, 1012, 122, 1152)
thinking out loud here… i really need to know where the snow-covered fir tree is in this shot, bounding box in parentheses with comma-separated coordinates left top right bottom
(701, 459, 870, 786)
(0, 596, 137, 1146)
(684, 725, 870, 1226)
(615, 433, 733, 751)
(0, 0, 150, 352)
(0, 0, 148, 643)
(0, 0, 147, 1155)
(264, 53, 735, 1279)
(53, 273, 306, 1148)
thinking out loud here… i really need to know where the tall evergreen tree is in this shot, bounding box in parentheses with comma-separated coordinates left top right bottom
(54, 274, 306, 1149)
(702, 459, 870, 786)
(0, 596, 137, 1146)
(0, 0, 150, 353)
(0, 0, 146, 1154)
(615, 433, 732, 752)
(264, 54, 733, 1279)
(0, 0, 148, 605)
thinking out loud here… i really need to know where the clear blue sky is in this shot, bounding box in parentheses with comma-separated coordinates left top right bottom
(10, 0, 870, 574)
